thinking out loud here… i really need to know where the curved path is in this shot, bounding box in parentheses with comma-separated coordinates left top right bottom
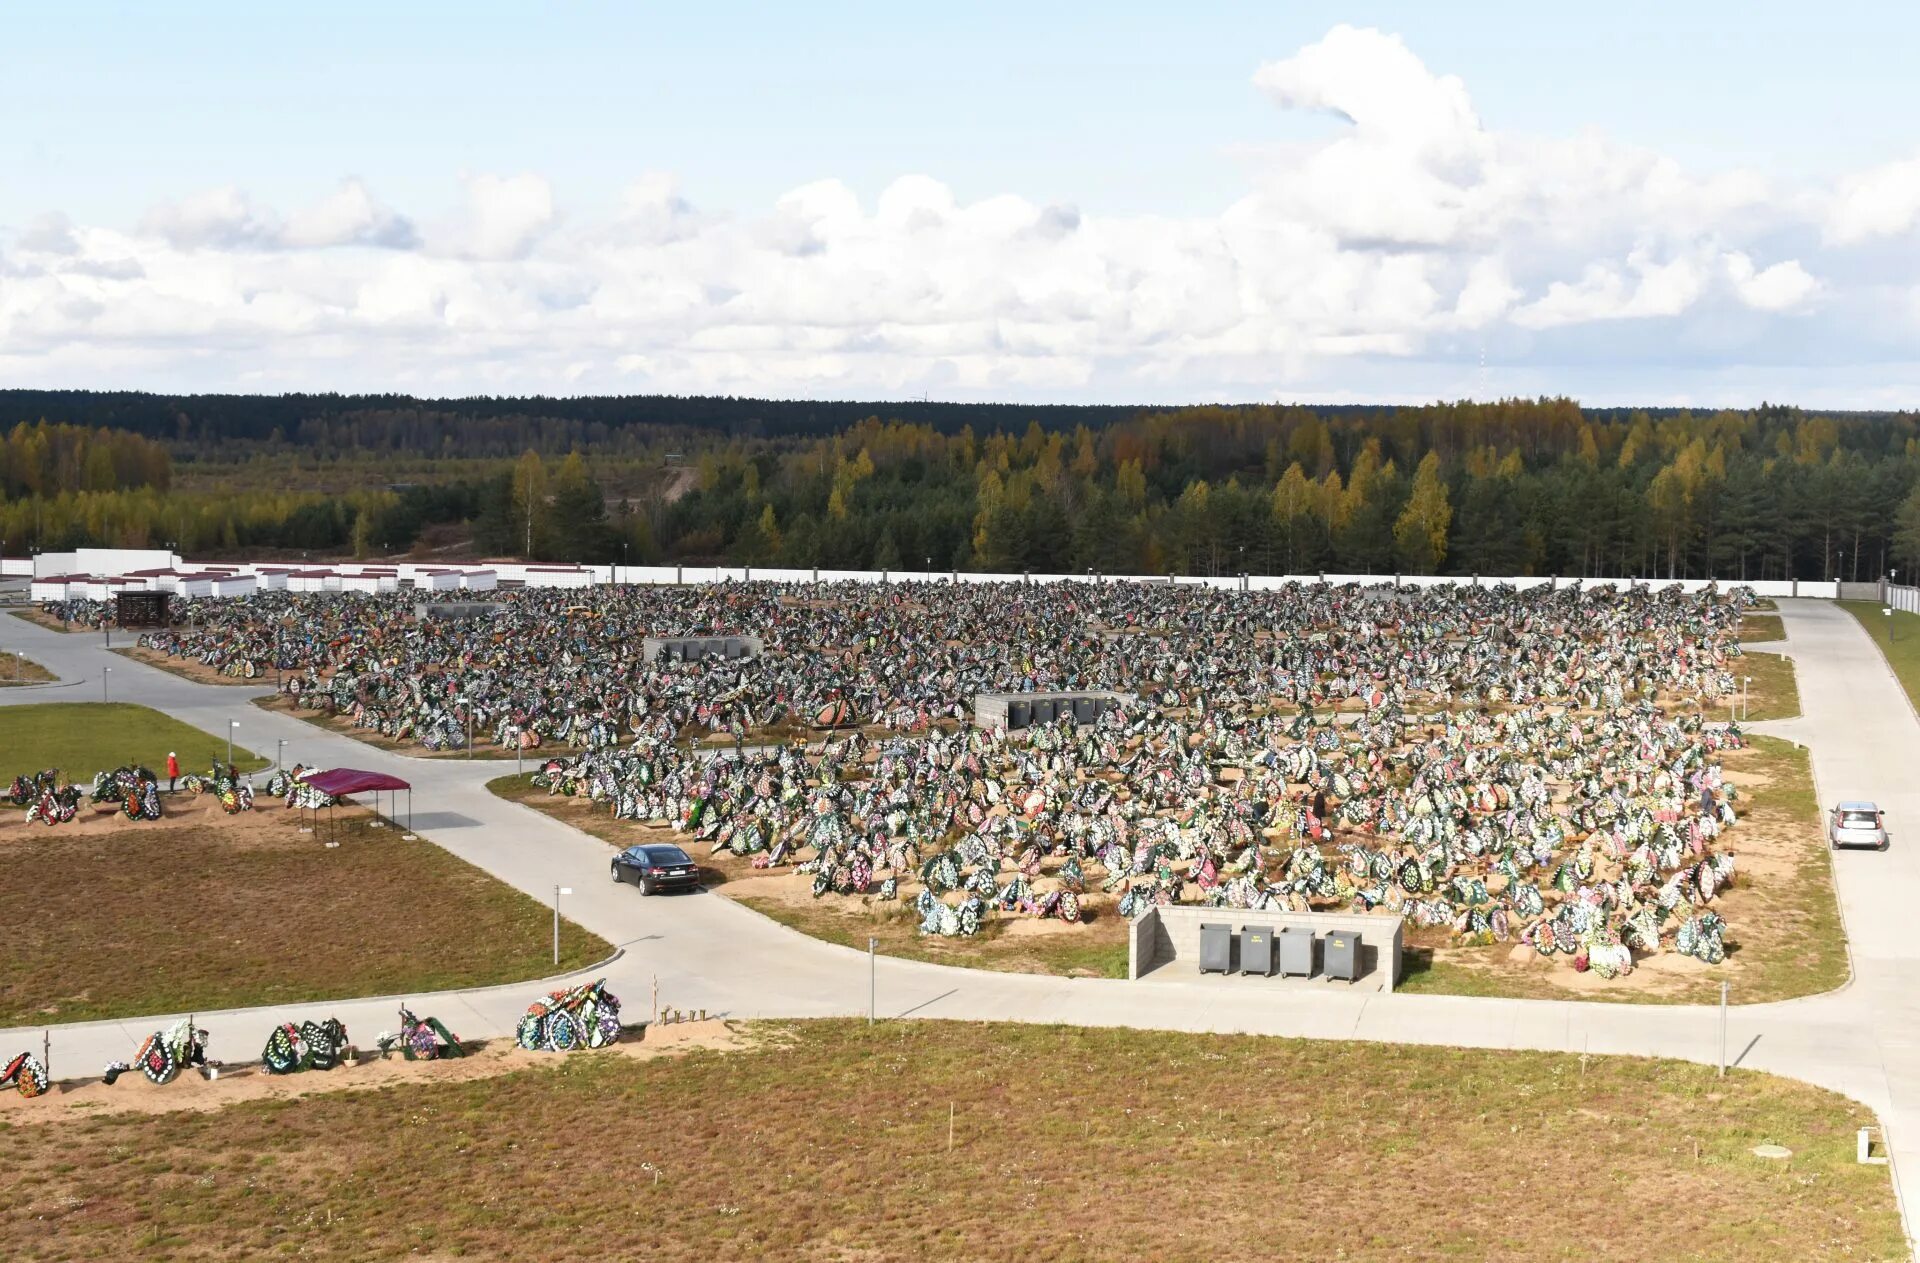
(3, 602, 1916, 1248)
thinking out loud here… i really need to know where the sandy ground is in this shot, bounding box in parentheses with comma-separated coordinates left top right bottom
(0, 1019, 743, 1125)
(0, 781, 311, 842)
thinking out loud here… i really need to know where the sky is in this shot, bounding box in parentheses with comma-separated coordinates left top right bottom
(4, 1, 1920, 407)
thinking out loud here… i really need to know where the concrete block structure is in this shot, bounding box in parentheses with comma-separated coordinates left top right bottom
(973, 689, 1132, 731)
(641, 634, 762, 663)
(415, 600, 506, 622)
(1128, 903, 1403, 992)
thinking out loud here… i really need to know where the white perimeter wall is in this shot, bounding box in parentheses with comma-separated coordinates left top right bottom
(8, 555, 1842, 602)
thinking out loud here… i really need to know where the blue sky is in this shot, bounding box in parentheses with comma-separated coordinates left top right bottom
(4, 3, 1920, 404)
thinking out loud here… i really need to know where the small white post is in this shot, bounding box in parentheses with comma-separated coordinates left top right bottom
(1718, 981, 1729, 1077)
(553, 885, 571, 965)
(868, 937, 877, 1024)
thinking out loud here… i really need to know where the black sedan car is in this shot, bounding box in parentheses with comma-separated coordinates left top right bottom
(610, 844, 701, 894)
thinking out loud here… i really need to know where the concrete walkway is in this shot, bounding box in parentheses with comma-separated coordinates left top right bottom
(2, 601, 1914, 1251)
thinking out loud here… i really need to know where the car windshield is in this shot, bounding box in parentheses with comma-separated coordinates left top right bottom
(643, 846, 691, 864)
(1841, 811, 1879, 828)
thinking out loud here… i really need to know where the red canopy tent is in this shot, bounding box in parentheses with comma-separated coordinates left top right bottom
(295, 768, 412, 838)
(301, 769, 410, 796)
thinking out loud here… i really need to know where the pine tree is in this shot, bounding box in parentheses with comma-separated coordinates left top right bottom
(1394, 452, 1453, 573)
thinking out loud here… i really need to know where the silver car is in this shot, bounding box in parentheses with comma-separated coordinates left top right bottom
(1829, 801, 1889, 851)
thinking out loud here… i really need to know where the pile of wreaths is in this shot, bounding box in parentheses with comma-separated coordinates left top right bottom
(90, 766, 162, 821)
(24, 784, 81, 826)
(261, 1018, 349, 1074)
(103, 1018, 211, 1086)
(375, 1006, 466, 1060)
(8, 769, 58, 806)
(515, 979, 622, 1052)
(1, 1052, 49, 1097)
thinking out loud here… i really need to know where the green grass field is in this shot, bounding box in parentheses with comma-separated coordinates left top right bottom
(0, 702, 269, 781)
(1840, 600, 1920, 718)
(0, 1020, 1900, 1261)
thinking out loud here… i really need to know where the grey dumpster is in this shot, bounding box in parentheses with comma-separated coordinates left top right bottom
(1279, 926, 1316, 978)
(1240, 925, 1274, 976)
(1031, 698, 1057, 725)
(1324, 929, 1362, 983)
(1006, 700, 1031, 730)
(1199, 923, 1233, 974)
(1073, 697, 1098, 724)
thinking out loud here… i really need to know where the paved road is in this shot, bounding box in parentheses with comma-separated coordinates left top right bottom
(2, 602, 1915, 1249)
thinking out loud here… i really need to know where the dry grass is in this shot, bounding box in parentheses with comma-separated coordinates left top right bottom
(0, 800, 608, 1025)
(9, 607, 90, 634)
(1740, 613, 1786, 643)
(1738, 647, 1800, 721)
(490, 773, 1131, 978)
(1402, 735, 1847, 1005)
(0, 1020, 1900, 1261)
(0, 651, 55, 685)
(732, 891, 1131, 978)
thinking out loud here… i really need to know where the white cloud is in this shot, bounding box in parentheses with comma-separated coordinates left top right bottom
(433, 172, 554, 261)
(1725, 252, 1818, 312)
(2, 26, 1912, 403)
(1826, 152, 1920, 244)
(284, 179, 418, 249)
(140, 185, 280, 250)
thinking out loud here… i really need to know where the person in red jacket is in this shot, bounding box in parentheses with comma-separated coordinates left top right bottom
(166, 751, 179, 792)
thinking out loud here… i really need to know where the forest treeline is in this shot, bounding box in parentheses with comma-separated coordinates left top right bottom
(6, 396, 1920, 581)
(0, 389, 1142, 453)
(662, 400, 1920, 582)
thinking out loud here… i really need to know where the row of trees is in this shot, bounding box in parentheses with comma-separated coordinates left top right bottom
(0, 422, 170, 500)
(6, 397, 1919, 581)
(662, 404, 1920, 580)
